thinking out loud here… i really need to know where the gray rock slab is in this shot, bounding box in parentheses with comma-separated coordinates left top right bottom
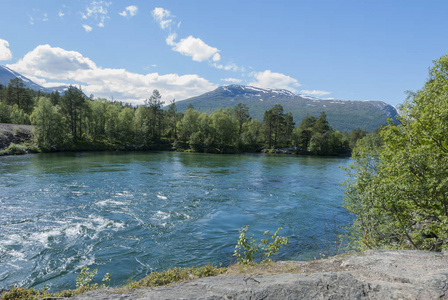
(72, 250, 448, 299)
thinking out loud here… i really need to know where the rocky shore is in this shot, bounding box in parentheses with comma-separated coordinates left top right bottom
(0, 123, 34, 150)
(72, 250, 448, 300)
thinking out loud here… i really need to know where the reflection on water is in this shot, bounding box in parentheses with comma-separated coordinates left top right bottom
(0, 152, 351, 291)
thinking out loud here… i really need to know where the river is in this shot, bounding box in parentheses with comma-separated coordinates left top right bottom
(0, 151, 351, 291)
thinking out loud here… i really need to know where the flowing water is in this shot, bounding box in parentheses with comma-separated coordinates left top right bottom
(0, 151, 351, 291)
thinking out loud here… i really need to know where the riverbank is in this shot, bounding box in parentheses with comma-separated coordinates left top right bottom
(2, 250, 447, 299)
(62, 250, 448, 299)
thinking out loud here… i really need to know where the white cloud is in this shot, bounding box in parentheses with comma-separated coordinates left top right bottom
(81, 1, 111, 28)
(58, 11, 65, 18)
(7, 45, 217, 104)
(212, 53, 221, 62)
(221, 78, 242, 83)
(152, 7, 174, 29)
(119, 5, 138, 17)
(166, 33, 177, 46)
(0, 39, 12, 61)
(249, 70, 301, 92)
(83, 24, 93, 32)
(171, 36, 220, 62)
(212, 63, 242, 72)
(300, 89, 331, 97)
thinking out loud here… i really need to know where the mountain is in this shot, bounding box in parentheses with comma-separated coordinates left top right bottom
(174, 85, 398, 132)
(0, 65, 68, 94)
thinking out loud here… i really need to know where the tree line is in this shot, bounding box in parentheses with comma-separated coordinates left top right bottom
(0, 79, 366, 155)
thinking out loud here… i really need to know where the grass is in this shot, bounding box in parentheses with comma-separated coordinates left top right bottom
(0, 265, 227, 300)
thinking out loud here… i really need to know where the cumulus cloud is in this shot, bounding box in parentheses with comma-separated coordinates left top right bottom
(300, 89, 331, 97)
(152, 7, 174, 29)
(7, 45, 217, 104)
(119, 5, 138, 17)
(81, 1, 111, 28)
(83, 24, 93, 32)
(0, 39, 12, 61)
(249, 70, 301, 92)
(171, 36, 220, 62)
(221, 78, 242, 83)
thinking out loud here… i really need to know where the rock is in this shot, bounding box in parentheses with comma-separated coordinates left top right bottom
(71, 250, 448, 299)
(0, 123, 34, 149)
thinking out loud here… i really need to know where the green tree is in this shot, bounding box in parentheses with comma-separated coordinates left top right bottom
(10, 104, 30, 124)
(167, 99, 178, 140)
(146, 90, 163, 142)
(179, 108, 199, 142)
(262, 104, 285, 149)
(60, 86, 88, 141)
(0, 102, 12, 123)
(134, 105, 149, 147)
(30, 97, 65, 148)
(313, 111, 330, 134)
(118, 106, 135, 145)
(233, 103, 250, 135)
(50, 91, 61, 106)
(344, 53, 448, 251)
(5, 78, 34, 114)
(88, 99, 108, 143)
(212, 109, 237, 152)
(283, 112, 295, 146)
(293, 114, 317, 151)
(241, 119, 261, 151)
(104, 103, 121, 146)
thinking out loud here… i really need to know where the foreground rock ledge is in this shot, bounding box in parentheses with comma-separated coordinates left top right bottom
(73, 250, 448, 300)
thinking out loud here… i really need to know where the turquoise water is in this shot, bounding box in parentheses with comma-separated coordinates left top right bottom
(0, 152, 351, 291)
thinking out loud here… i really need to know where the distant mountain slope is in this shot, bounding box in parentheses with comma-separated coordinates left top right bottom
(0, 65, 68, 94)
(174, 85, 398, 132)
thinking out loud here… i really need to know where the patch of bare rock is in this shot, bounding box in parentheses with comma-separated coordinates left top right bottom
(72, 250, 448, 299)
(0, 123, 34, 149)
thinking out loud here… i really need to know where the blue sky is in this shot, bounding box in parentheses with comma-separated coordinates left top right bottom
(1, 1, 447, 106)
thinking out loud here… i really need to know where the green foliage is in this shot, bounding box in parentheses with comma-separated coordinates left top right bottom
(30, 97, 65, 149)
(3, 143, 28, 155)
(126, 265, 226, 289)
(344, 52, 448, 251)
(234, 225, 260, 264)
(2, 84, 364, 155)
(0, 286, 51, 300)
(234, 225, 289, 264)
(260, 227, 290, 262)
(76, 266, 98, 288)
(293, 112, 350, 155)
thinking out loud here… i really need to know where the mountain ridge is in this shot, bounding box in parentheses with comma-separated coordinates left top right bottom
(0, 65, 69, 94)
(174, 85, 398, 132)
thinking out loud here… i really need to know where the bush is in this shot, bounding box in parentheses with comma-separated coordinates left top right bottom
(234, 225, 289, 264)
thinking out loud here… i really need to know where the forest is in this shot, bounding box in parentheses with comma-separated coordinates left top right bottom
(0, 78, 366, 155)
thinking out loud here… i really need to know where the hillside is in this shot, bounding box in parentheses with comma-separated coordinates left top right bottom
(174, 85, 398, 132)
(0, 65, 68, 94)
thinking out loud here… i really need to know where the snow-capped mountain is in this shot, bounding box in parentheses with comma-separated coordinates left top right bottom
(0, 65, 69, 94)
(174, 85, 398, 132)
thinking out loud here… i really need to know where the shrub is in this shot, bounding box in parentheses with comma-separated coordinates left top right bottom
(234, 225, 289, 264)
